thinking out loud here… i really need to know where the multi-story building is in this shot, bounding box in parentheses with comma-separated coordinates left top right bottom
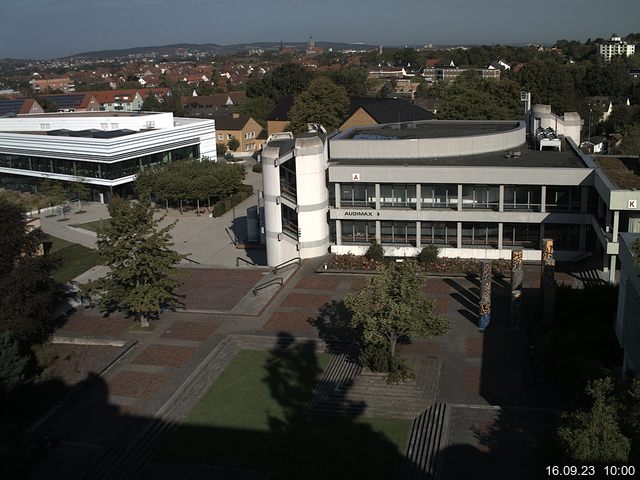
(615, 233, 640, 374)
(214, 114, 265, 157)
(422, 67, 500, 82)
(29, 77, 75, 93)
(599, 34, 636, 62)
(260, 105, 640, 282)
(0, 111, 216, 201)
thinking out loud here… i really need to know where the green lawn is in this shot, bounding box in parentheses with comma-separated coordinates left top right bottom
(72, 218, 110, 233)
(44, 235, 101, 283)
(158, 349, 411, 479)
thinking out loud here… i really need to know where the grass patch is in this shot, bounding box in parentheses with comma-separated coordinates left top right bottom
(158, 349, 411, 479)
(44, 235, 101, 283)
(73, 218, 111, 233)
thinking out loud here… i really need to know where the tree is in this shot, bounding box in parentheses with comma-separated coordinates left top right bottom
(557, 377, 630, 464)
(0, 331, 29, 398)
(246, 63, 313, 102)
(331, 67, 369, 97)
(364, 240, 384, 262)
(141, 93, 163, 111)
(288, 77, 349, 134)
(227, 136, 240, 152)
(239, 96, 275, 126)
(344, 260, 449, 377)
(86, 199, 185, 327)
(0, 197, 57, 344)
(70, 178, 91, 212)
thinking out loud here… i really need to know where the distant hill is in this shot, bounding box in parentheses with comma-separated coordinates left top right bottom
(67, 41, 379, 59)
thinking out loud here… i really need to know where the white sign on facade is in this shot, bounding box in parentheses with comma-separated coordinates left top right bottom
(352, 173, 360, 181)
(629, 199, 638, 209)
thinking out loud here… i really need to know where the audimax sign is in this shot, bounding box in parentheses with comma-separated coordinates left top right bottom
(343, 211, 381, 217)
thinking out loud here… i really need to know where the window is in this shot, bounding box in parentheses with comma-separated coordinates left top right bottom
(543, 224, 580, 250)
(110, 123, 119, 129)
(227, 134, 233, 140)
(281, 204, 298, 239)
(380, 184, 416, 208)
(461, 223, 499, 247)
(341, 221, 376, 244)
(39, 123, 50, 130)
(546, 187, 581, 212)
(462, 185, 499, 210)
(340, 183, 375, 208)
(279, 160, 297, 201)
(502, 223, 540, 248)
(218, 134, 223, 140)
(420, 222, 457, 247)
(421, 184, 457, 209)
(380, 221, 416, 246)
(504, 186, 542, 211)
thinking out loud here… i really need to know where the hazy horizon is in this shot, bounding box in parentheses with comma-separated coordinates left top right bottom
(1, 0, 639, 60)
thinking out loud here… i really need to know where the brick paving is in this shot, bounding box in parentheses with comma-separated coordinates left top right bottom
(160, 320, 219, 341)
(109, 370, 170, 398)
(176, 268, 264, 311)
(25, 261, 550, 479)
(131, 345, 197, 368)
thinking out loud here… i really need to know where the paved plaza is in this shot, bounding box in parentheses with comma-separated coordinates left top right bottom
(21, 256, 559, 479)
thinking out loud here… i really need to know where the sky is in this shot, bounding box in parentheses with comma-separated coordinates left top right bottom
(0, 0, 639, 59)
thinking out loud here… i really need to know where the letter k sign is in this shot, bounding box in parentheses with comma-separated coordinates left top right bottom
(629, 199, 638, 209)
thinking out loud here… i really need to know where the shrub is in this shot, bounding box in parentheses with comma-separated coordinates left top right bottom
(212, 201, 227, 217)
(365, 240, 385, 262)
(238, 184, 254, 194)
(417, 245, 440, 264)
(252, 163, 263, 173)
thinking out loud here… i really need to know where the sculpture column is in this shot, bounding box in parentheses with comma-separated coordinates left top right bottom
(510, 249, 524, 328)
(541, 238, 556, 326)
(479, 261, 492, 331)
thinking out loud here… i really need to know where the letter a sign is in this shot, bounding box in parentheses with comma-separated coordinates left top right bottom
(352, 173, 360, 182)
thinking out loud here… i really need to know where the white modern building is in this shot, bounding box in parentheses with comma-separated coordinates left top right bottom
(0, 111, 216, 199)
(260, 106, 640, 281)
(599, 34, 636, 62)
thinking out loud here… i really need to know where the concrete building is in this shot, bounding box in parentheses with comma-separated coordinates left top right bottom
(29, 77, 75, 93)
(214, 114, 265, 157)
(260, 105, 640, 281)
(599, 34, 636, 62)
(0, 111, 216, 200)
(615, 233, 640, 375)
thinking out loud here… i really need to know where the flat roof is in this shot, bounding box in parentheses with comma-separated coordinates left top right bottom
(16, 111, 163, 118)
(330, 139, 587, 169)
(342, 121, 520, 140)
(595, 156, 640, 189)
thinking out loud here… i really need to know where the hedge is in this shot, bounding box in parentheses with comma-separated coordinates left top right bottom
(212, 187, 253, 217)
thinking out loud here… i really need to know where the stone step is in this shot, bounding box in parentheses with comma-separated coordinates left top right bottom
(402, 403, 450, 480)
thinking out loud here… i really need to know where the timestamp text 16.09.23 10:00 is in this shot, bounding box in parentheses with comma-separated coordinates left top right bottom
(546, 465, 636, 476)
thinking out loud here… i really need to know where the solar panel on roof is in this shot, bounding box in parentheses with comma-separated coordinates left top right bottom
(41, 94, 85, 109)
(0, 99, 25, 116)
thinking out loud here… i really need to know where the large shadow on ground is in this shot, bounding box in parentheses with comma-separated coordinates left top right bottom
(6, 331, 414, 480)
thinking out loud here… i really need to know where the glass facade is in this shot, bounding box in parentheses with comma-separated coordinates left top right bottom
(380, 221, 416, 245)
(420, 222, 457, 246)
(461, 223, 499, 247)
(0, 144, 198, 181)
(544, 224, 580, 250)
(341, 220, 376, 244)
(502, 223, 540, 248)
(279, 160, 297, 202)
(461, 185, 500, 210)
(340, 183, 375, 208)
(546, 186, 581, 212)
(281, 204, 298, 239)
(504, 185, 542, 211)
(379, 184, 416, 208)
(421, 184, 457, 209)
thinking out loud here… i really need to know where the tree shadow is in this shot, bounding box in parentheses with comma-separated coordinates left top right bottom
(308, 300, 358, 355)
(9, 332, 415, 480)
(440, 406, 555, 480)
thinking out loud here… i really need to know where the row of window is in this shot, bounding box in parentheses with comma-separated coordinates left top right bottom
(337, 183, 591, 212)
(0, 145, 199, 180)
(338, 220, 580, 250)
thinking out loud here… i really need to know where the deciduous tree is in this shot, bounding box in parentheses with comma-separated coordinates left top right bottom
(86, 199, 185, 327)
(288, 77, 349, 134)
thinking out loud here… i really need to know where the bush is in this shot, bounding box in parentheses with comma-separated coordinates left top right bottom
(359, 344, 415, 383)
(365, 240, 385, 262)
(252, 163, 263, 173)
(212, 201, 227, 217)
(238, 184, 254, 194)
(417, 245, 440, 264)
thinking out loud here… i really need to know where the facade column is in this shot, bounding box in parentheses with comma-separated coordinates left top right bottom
(498, 222, 503, 249)
(609, 255, 617, 283)
(336, 220, 342, 246)
(375, 183, 380, 210)
(415, 184, 421, 211)
(540, 186, 546, 213)
(457, 221, 462, 249)
(334, 183, 341, 209)
(375, 220, 381, 243)
(499, 185, 505, 212)
(539, 223, 545, 250)
(457, 184, 463, 212)
(579, 225, 587, 251)
(416, 221, 421, 249)
(613, 210, 620, 241)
